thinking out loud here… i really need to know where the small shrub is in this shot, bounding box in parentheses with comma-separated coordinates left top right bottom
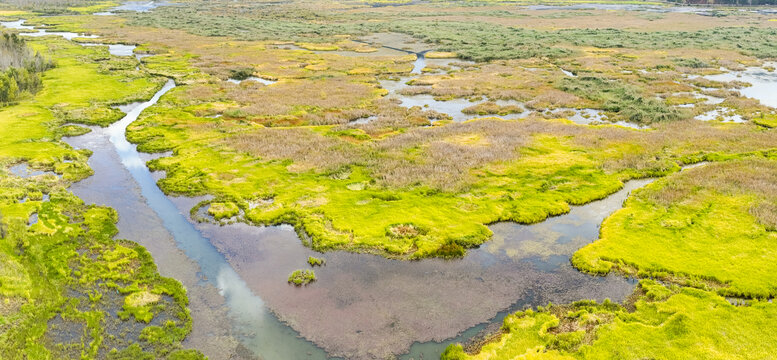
(288, 269, 316, 286)
(307, 256, 325, 266)
(229, 67, 255, 80)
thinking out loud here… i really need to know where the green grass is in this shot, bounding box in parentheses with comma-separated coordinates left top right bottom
(132, 119, 632, 258)
(288, 269, 316, 286)
(129, 4, 777, 61)
(753, 113, 777, 128)
(0, 36, 162, 178)
(307, 256, 325, 266)
(573, 158, 777, 298)
(444, 280, 777, 360)
(559, 76, 682, 124)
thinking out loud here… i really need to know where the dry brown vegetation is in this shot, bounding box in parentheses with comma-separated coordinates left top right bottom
(227, 116, 777, 191)
(461, 101, 523, 115)
(642, 158, 777, 230)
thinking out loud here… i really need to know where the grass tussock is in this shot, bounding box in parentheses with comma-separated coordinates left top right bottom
(288, 269, 316, 286)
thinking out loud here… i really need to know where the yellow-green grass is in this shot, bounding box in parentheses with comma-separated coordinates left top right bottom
(0, 176, 202, 358)
(573, 158, 777, 298)
(443, 281, 777, 360)
(0, 36, 163, 178)
(128, 76, 777, 259)
(753, 114, 777, 128)
(67, 1, 117, 14)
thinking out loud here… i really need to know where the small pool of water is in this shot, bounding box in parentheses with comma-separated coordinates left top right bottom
(80, 43, 137, 57)
(0, 19, 99, 40)
(2, 20, 144, 60)
(28, 213, 38, 226)
(380, 73, 530, 122)
(704, 63, 777, 109)
(227, 77, 277, 86)
(695, 107, 746, 123)
(8, 163, 61, 178)
(103, 1, 169, 14)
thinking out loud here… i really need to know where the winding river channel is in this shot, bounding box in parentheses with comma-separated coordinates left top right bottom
(3, 12, 735, 360)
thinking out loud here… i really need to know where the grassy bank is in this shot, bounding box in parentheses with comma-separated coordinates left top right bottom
(443, 280, 777, 360)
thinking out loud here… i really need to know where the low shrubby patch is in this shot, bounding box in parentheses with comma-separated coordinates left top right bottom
(288, 269, 317, 286)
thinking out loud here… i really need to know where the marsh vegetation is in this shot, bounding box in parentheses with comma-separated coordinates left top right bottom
(3, 0, 777, 359)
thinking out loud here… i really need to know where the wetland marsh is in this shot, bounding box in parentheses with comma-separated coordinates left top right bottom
(2, 1, 777, 359)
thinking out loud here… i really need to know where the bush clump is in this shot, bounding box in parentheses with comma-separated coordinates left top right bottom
(307, 256, 326, 266)
(288, 269, 316, 286)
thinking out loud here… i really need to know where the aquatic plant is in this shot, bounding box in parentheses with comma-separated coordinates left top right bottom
(307, 256, 326, 266)
(288, 269, 317, 286)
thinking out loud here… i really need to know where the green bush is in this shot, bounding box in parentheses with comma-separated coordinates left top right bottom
(288, 269, 317, 286)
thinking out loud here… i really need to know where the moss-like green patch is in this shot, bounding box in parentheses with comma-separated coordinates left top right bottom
(445, 280, 777, 360)
(207, 201, 239, 220)
(573, 158, 777, 298)
(307, 256, 325, 266)
(288, 269, 316, 286)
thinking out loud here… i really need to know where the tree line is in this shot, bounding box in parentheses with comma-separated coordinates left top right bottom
(0, 32, 53, 105)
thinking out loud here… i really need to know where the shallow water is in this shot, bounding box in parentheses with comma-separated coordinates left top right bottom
(705, 63, 777, 108)
(227, 77, 277, 86)
(1, 20, 141, 59)
(64, 82, 331, 360)
(380, 61, 530, 122)
(1, 19, 97, 41)
(172, 177, 645, 359)
(80, 43, 137, 57)
(110, 1, 169, 13)
(695, 107, 745, 123)
(8, 163, 61, 178)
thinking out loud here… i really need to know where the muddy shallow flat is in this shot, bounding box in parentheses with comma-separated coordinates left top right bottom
(171, 180, 644, 359)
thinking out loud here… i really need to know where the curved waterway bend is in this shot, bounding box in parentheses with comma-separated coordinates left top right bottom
(66, 81, 332, 359)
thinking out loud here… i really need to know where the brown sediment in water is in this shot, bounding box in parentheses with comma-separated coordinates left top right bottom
(170, 179, 643, 360)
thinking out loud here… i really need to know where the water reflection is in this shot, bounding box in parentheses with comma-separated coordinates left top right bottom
(705, 63, 777, 109)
